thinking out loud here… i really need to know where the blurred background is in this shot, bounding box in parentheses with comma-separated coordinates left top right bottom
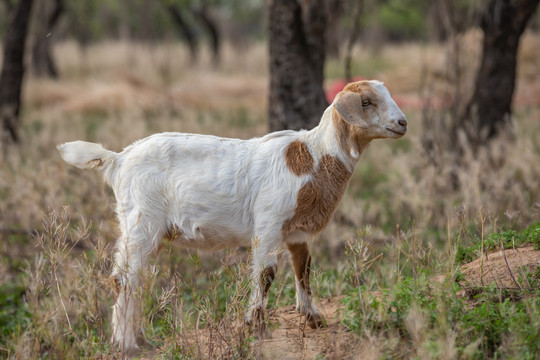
(0, 0, 539, 358)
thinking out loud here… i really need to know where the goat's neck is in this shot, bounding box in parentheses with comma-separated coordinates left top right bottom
(304, 104, 371, 171)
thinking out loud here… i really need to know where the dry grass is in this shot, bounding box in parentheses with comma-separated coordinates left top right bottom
(0, 33, 539, 358)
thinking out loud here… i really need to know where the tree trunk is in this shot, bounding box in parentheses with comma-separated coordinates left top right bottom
(194, 5, 221, 66)
(0, 0, 34, 144)
(32, 0, 63, 78)
(268, 0, 328, 132)
(165, 4, 199, 63)
(462, 0, 539, 144)
(325, 0, 343, 58)
(344, 0, 363, 82)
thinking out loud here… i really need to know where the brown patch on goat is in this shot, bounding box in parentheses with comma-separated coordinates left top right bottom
(333, 108, 361, 155)
(285, 140, 314, 176)
(260, 264, 277, 295)
(342, 81, 380, 112)
(165, 224, 181, 241)
(287, 242, 312, 294)
(332, 107, 372, 156)
(283, 155, 352, 235)
(343, 81, 377, 98)
(110, 275, 121, 301)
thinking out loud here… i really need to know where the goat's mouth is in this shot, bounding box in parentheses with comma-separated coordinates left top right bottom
(385, 128, 406, 136)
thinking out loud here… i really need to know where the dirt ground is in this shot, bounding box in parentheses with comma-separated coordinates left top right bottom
(142, 296, 363, 360)
(247, 245, 540, 359)
(458, 246, 540, 290)
(143, 246, 540, 359)
(254, 297, 360, 360)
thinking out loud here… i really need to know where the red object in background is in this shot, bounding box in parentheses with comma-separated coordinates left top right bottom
(325, 76, 367, 103)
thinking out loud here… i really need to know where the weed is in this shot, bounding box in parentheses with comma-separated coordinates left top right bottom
(456, 222, 540, 264)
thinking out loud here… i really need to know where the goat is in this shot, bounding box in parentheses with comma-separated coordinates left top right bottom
(57, 80, 407, 351)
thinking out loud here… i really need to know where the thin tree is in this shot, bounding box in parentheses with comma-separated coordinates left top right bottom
(32, 0, 64, 78)
(461, 0, 539, 144)
(194, 4, 221, 66)
(0, 0, 35, 144)
(268, 0, 328, 131)
(164, 2, 199, 63)
(344, 0, 363, 82)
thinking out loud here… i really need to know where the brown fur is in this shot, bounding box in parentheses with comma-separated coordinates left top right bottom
(283, 155, 352, 235)
(260, 264, 277, 296)
(342, 81, 381, 114)
(110, 275, 121, 301)
(332, 108, 368, 155)
(343, 81, 378, 98)
(285, 140, 314, 176)
(287, 243, 312, 294)
(164, 224, 181, 240)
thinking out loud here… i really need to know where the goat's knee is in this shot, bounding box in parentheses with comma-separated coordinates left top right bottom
(287, 242, 326, 328)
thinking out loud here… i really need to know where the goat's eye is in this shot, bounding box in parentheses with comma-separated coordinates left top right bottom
(362, 100, 371, 107)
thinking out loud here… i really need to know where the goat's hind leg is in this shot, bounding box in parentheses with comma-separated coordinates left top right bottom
(111, 215, 162, 352)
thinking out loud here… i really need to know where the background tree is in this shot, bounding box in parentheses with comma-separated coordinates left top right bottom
(164, 0, 221, 65)
(268, 0, 328, 132)
(461, 0, 539, 144)
(344, 0, 363, 82)
(31, 0, 64, 78)
(194, 3, 221, 65)
(0, 0, 34, 144)
(164, 1, 200, 63)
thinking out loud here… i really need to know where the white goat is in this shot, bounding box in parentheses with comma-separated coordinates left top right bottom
(58, 80, 407, 351)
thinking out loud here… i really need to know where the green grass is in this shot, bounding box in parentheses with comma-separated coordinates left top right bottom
(340, 221, 540, 359)
(0, 279, 31, 348)
(456, 222, 540, 264)
(342, 274, 540, 359)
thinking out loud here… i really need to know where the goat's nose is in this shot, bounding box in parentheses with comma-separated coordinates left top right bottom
(398, 119, 408, 127)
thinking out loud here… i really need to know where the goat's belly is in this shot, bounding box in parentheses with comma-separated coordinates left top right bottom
(168, 224, 250, 251)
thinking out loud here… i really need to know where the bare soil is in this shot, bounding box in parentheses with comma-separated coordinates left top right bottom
(255, 296, 360, 360)
(458, 246, 540, 289)
(140, 296, 361, 360)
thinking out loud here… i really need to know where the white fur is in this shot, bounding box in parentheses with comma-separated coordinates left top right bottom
(57, 80, 406, 350)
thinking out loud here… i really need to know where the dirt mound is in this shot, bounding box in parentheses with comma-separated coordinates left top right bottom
(256, 296, 360, 360)
(459, 246, 539, 289)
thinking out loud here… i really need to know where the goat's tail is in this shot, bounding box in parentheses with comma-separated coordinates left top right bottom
(57, 141, 118, 180)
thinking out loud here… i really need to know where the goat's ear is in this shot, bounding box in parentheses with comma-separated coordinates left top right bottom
(334, 92, 369, 129)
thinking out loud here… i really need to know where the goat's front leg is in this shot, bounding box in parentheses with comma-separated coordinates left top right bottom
(245, 239, 279, 334)
(287, 242, 326, 328)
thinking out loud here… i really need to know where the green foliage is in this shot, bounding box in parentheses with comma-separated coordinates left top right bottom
(342, 276, 540, 359)
(0, 279, 30, 346)
(376, 0, 428, 40)
(456, 222, 540, 264)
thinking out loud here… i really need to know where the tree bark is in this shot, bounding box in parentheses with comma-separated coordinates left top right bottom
(165, 3, 199, 63)
(0, 0, 34, 144)
(325, 0, 343, 58)
(462, 0, 539, 144)
(32, 0, 63, 78)
(268, 0, 328, 132)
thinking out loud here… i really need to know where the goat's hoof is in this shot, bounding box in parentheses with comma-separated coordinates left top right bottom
(246, 307, 269, 338)
(306, 313, 326, 329)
